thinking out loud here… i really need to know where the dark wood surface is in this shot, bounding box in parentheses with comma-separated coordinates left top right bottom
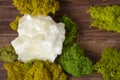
(0, 0, 120, 80)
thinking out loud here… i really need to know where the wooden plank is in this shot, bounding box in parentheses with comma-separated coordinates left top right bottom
(60, 0, 91, 6)
(79, 41, 114, 52)
(0, 0, 12, 7)
(0, 7, 19, 20)
(60, 0, 120, 6)
(79, 29, 120, 37)
(61, 6, 90, 13)
(0, 78, 7, 80)
(89, 0, 120, 6)
(0, 69, 7, 78)
(69, 73, 103, 80)
(0, 44, 10, 48)
(0, 61, 4, 69)
(0, 36, 16, 44)
(0, 31, 17, 36)
(0, 21, 13, 31)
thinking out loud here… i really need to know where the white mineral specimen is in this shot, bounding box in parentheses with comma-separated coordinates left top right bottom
(11, 14, 65, 62)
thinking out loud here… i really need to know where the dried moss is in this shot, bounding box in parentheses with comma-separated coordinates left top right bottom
(24, 60, 51, 80)
(88, 5, 120, 33)
(13, 0, 60, 16)
(94, 48, 120, 80)
(0, 45, 18, 62)
(4, 60, 67, 80)
(10, 16, 20, 31)
(4, 61, 24, 80)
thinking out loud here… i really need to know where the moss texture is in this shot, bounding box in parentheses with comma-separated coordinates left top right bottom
(59, 15, 93, 77)
(94, 48, 120, 80)
(4, 60, 67, 80)
(88, 5, 120, 33)
(10, 16, 20, 31)
(59, 44, 93, 77)
(0, 45, 18, 62)
(13, 0, 60, 16)
(60, 15, 78, 46)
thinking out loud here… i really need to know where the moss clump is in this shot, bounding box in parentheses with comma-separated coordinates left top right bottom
(4, 60, 67, 80)
(88, 5, 120, 33)
(10, 16, 20, 31)
(59, 44, 93, 77)
(4, 61, 24, 80)
(59, 15, 93, 77)
(94, 48, 120, 80)
(60, 15, 78, 46)
(13, 0, 60, 16)
(0, 45, 18, 62)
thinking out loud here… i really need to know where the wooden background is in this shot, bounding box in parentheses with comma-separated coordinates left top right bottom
(0, 0, 120, 80)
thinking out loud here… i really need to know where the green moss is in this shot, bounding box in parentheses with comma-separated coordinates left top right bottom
(59, 44, 93, 77)
(88, 5, 120, 33)
(13, 0, 60, 16)
(4, 60, 67, 80)
(60, 15, 79, 46)
(59, 15, 93, 77)
(0, 45, 18, 62)
(10, 16, 20, 31)
(94, 48, 120, 80)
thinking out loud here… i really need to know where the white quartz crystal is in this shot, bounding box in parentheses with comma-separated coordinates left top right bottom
(11, 14, 65, 62)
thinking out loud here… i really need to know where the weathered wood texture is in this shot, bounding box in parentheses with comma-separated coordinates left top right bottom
(0, 0, 120, 80)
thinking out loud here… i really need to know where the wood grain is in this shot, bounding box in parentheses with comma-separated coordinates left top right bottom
(0, 0, 120, 80)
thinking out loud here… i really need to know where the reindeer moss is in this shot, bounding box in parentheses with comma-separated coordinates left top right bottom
(59, 44, 93, 77)
(0, 45, 18, 62)
(4, 61, 24, 80)
(4, 60, 67, 80)
(59, 15, 93, 77)
(13, 0, 60, 16)
(94, 48, 120, 80)
(60, 15, 78, 46)
(10, 16, 20, 31)
(88, 5, 120, 33)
